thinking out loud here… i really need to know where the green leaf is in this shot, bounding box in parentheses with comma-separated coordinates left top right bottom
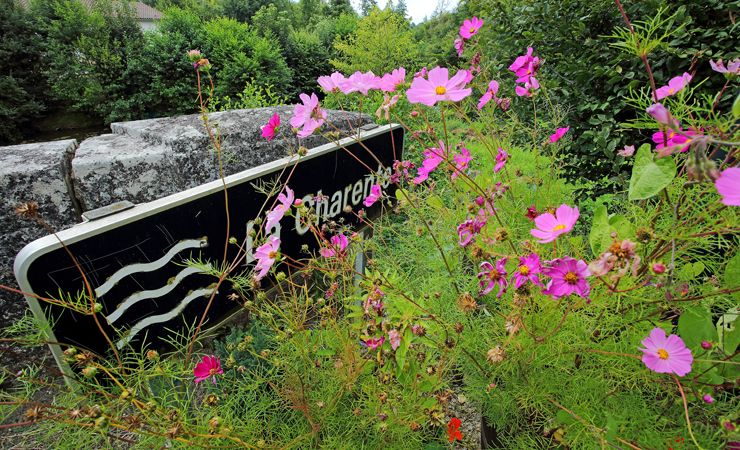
(677, 262, 705, 281)
(733, 93, 740, 119)
(588, 203, 635, 255)
(678, 307, 716, 349)
(426, 195, 445, 210)
(628, 144, 677, 200)
(717, 307, 739, 354)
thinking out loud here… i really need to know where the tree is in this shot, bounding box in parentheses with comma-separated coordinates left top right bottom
(328, 0, 355, 18)
(360, 0, 377, 16)
(0, 0, 46, 143)
(219, 0, 275, 23)
(394, 0, 407, 18)
(332, 7, 419, 74)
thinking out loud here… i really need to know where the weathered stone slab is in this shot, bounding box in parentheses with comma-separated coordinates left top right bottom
(75, 106, 373, 210)
(0, 139, 79, 372)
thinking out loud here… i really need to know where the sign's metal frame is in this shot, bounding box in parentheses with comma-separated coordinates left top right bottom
(14, 124, 401, 378)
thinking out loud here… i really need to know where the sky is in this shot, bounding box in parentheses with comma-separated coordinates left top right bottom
(350, 0, 460, 24)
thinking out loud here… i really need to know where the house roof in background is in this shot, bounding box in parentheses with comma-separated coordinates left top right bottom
(16, 0, 163, 21)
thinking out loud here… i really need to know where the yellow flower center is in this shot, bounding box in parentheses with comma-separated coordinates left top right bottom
(564, 272, 578, 284)
(518, 265, 530, 275)
(668, 88, 675, 94)
(469, 27, 476, 33)
(268, 251, 277, 259)
(435, 86, 447, 95)
(657, 348, 669, 360)
(209, 368, 218, 376)
(553, 224, 566, 231)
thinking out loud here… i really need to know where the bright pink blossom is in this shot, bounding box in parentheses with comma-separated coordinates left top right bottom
(542, 257, 591, 299)
(406, 67, 472, 106)
(194, 355, 223, 385)
(478, 259, 508, 297)
(261, 113, 280, 141)
(710, 58, 740, 75)
(511, 254, 543, 289)
(509, 47, 540, 81)
(254, 236, 280, 280)
(477, 80, 500, 110)
(703, 394, 714, 404)
(530, 204, 579, 244)
(494, 147, 508, 173)
(549, 127, 570, 143)
(290, 93, 326, 138)
(413, 142, 446, 184)
(457, 217, 486, 247)
(364, 288, 385, 315)
(361, 336, 385, 350)
(363, 184, 382, 207)
(340, 71, 381, 95)
(459, 17, 484, 39)
(388, 329, 401, 350)
(319, 233, 349, 258)
(651, 126, 696, 155)
(379, 68, 406, 92)
(715, 167, 740, 206)
(454, 37, 464, 57)
(452, 147, 472, 180)
(646, 103, 671, 125)
(639, 327, 693, 376)
(514, 77, 539, 97)
(265, 187, 294, 232)
(655, 72, 692, 100)
(317, 72, 347, 93)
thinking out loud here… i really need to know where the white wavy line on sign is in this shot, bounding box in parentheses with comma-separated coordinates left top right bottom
(105, 265, 211, 325)
(95, 238, 207, 298)
(115, 287, 216, 350)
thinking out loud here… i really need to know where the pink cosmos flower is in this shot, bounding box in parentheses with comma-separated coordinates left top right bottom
(549, 127, 570, 143)
(454, 37, 465, 57)
(406, 67, 472, 106)
(414, 67, 427, 78)
(494, 147, 508, 173)
(290, 93, 327, 138)
(542, 257, 591, 299)
(639, 327, 693, 376)
(261, 113, 280, 141)
(319, 233, 349, 258)
(714, 167, 740, 206)
(511, 254, 543, 289)
(618, 145, 636, 157)
(363, 184, 382, 207)
(361, 336, 385, 350)
(651, 126, 696, 155)
(379, 68, 406, 92)
(340, 71, 381, 95)
(375, 94, 399, 120)
(254, 236, 280, 280)
(530, 204, 579, 244)
(475, 195, 497, 218)
(702, 394, 714, 404)
(388, 329, 401, 350)
(459, 17, 484, 39)
(265, 187, 294, 232)
(477, 80, 500, 110)
(194, 355, 223, 385)
(478, 259, 508, 297)
(655, 72, 692, 100)
(646, 103, 671, 125)
(318, 72, 347, 93)
(452, 147, 472, 180)
(457, 217, 486, 247)
(391, 159, 415, 183)
(514, 76, 539, 97)
(509, 47, 540, 80)
(710, 58, 740, 75)
(413, 142, 446, 184)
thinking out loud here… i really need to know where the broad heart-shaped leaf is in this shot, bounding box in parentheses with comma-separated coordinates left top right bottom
(628, 144, 677, 200)
(589, 203, 636, 255)
(733, 93, 740, 119)
(717, 306, 740, 354)
(678, 307, 716, 350)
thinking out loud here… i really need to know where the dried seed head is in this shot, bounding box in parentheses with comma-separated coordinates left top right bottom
(15, 202, 39, 219)
(456, 292, 477, 313)
(487, 345, 505, 363)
